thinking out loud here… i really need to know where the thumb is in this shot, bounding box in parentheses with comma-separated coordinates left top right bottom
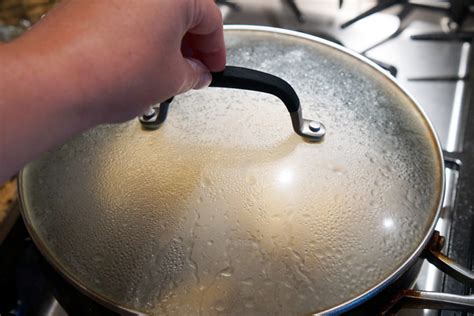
(178, 57, 213, 94)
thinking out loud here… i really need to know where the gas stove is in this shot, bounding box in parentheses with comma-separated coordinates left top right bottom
(1, 1, 473, 315)
(220, 0, 474, 315)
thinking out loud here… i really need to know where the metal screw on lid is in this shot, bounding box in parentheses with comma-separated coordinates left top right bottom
(142, 107, 157, 120)
(308, 121, 321, 132)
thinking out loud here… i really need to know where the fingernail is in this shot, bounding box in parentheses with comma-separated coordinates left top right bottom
(187, 58, 212, 89)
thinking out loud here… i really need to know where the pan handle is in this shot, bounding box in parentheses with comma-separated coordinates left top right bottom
(424, 233, 474, 285)
(139, 66, 326, 141)
(395, 290, 474, 312)
(385, 231, 474, 313)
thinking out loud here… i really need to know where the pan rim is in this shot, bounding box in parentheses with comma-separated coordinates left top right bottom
(18, 25, 446, 315)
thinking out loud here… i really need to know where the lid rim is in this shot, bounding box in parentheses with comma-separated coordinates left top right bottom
(18, 25, 446, 315)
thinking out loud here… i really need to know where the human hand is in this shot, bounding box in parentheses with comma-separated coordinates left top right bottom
(14, 0, 226, 124)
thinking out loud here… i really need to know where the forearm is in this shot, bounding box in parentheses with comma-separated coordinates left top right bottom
(0, 1, 165, 182)
(0, 0, 225, 183)
(0, 39, 101, 183)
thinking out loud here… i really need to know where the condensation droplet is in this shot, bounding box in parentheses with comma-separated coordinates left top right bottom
(219, 266, 234, 277)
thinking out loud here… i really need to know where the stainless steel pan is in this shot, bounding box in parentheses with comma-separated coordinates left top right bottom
(18, 26, 474, 315)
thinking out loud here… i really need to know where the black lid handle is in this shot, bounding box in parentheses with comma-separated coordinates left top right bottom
(210, 66, 300, 112)
(141, 66, 325, 141)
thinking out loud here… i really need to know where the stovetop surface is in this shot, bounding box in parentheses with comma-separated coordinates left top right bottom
(223, 2, 474, 315)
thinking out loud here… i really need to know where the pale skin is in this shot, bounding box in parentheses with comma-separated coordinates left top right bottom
(0, 0, 226, 183)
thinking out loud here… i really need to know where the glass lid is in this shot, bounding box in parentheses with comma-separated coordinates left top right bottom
(20, 27, 443, 314)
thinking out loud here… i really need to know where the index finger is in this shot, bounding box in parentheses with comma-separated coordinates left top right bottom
(186, 0, 226, 72)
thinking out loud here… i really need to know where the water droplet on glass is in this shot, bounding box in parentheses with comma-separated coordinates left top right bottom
(219, 266, 234, 277)
(215, 303, 225, 312)
(244, 299, 255, 309)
